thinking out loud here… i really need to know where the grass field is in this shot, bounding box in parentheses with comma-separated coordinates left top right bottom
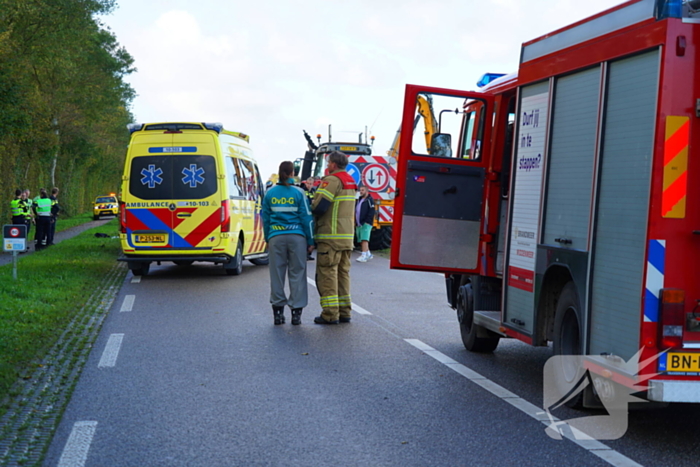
(0, 216, 123, 408)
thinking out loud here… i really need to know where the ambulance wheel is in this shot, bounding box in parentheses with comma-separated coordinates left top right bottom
(93, 215, 99, 220)
(457, 282, 499, 353)
(131, 262, 150, 276)
(552, 282, 590, 409)
(225, 239, 244, 276)
(369, 226, 392, 251)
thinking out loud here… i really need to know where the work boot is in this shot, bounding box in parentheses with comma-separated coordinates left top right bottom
(291, 308, 302, 325)
(273, 306, 285, 325)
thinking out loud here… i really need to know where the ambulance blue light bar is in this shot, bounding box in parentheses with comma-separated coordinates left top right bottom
(127, 123, 144, 134)
(203, 122, 224, 133)
(476, 73, 506, 88)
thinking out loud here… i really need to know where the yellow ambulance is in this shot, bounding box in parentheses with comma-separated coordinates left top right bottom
(118, 122, 268, 276)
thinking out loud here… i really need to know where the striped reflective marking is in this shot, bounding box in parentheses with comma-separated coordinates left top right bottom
(662, 116, 689, 218)
(644, 240, 665, 323)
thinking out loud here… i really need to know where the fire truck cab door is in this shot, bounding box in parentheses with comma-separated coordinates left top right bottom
(390, 85, 493, 274)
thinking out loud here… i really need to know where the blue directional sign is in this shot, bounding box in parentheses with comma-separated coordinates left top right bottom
(346, 163, 361, 185)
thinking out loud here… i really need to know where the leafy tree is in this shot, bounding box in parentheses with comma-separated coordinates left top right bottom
(0, 0, 134, 217)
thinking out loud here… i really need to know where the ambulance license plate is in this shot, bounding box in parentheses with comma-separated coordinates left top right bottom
(664, 352, 700, 373)
(135, 234, 165, 243)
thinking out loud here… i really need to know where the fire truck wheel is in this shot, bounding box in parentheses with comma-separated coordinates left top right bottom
(457, 282, 499, 353)
(225, 239, 244, 276)
(552, 282, 590, 409)
(368, 227, 392, 251)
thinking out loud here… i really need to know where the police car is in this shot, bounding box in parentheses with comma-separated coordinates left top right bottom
(93, 194, 119, 220)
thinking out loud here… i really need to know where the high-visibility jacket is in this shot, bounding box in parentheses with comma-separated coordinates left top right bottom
(24, 199, 33, 219)
(10, 198, 23, 217)
(35, 197, 52, 216)
(50, 196, 60, 217)
(261, 183, 314, 245)
(312, 170, 357, 249)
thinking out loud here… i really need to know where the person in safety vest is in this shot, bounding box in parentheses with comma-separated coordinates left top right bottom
(47, 187, 60, 246)
(311, 151, 357, 324)
(22, 189, 34, 241)
(10, 189, 26, 225)
(261, 161, 315, 325)
(34, 189, 52, 251)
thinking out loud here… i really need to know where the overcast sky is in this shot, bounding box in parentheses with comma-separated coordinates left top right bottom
(100, 0, 624, 180)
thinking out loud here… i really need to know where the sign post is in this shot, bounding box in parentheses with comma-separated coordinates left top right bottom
(3, 224, 27, 280)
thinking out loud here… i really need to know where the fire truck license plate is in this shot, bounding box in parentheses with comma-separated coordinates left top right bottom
(135, 234, 165, 243)
(664, 352, 700, 373)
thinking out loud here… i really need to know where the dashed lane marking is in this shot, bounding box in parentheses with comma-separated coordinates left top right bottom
(97, 334, 124, 368)
(57, 421, 97, 467)
(404, 339, 643, 467)
(130, 276, 141, 283)
(307, 276, 372, 315)
(120, 295, 135, 312)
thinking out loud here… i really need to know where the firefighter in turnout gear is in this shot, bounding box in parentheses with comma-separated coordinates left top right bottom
(311, 151, 357, 324)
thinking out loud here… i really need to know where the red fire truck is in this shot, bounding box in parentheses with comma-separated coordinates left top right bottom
(390, 0, 700, 407)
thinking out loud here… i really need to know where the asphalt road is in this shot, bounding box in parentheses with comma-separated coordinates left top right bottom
(41, 252, 700, 466)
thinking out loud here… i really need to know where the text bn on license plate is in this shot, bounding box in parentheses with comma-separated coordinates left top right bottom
(665, 352, 700, 373)
(136, 234, 165, 243)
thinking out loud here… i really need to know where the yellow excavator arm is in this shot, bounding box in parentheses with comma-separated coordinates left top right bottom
(387, 94, 438, 160)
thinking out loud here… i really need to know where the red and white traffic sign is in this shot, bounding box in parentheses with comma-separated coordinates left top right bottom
(3, 224, 27, 252)
(361, 164, 390, 192)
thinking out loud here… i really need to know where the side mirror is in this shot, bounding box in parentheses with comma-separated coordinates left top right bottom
(430, 133, 453, 158)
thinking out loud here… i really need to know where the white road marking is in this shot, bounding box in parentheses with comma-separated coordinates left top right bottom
(306, 276, 372, 315)
(57, 421, 97, 467)
(130, 276, 141, 283)
(98, 334, 124, 368)
(404, 339, 643, 467)
(351, 304, 372, 315)
(119, 295, 135, 312)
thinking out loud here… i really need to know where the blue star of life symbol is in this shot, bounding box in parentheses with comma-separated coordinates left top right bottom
(182, 164, 205, 188)
(140, 164, 163, 189)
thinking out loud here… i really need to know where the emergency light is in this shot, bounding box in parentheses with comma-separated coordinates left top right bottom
(126, 123, 144, 134)
(476, 73, 506, 88)
(203, 122, 224, 133)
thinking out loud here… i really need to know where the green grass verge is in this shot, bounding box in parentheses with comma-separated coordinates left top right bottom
(0, 217, 122, 403)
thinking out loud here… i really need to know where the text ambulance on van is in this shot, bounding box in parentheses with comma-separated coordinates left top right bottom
(118, 122, 268, 276)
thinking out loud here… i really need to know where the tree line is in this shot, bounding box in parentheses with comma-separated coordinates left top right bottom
(0, 0, 134, 219)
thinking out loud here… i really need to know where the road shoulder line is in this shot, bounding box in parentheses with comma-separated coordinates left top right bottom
(404, 338, 643, 467)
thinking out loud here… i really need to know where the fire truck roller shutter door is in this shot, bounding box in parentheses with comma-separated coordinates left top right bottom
(589, 49, 659, 362)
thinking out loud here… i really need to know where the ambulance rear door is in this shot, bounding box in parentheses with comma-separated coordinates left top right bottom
(126, 132, 222, 251)
(390, 85, 494, 274)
